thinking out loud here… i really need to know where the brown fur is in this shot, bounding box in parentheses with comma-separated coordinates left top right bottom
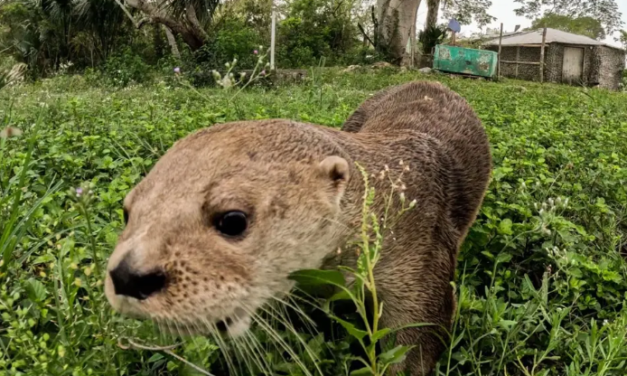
(104, 81, 491, 375)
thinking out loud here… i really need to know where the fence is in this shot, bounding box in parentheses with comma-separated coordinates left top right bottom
(496, 25, 548, 83)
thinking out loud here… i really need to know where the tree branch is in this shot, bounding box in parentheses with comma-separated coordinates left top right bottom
(137, 17, 151, 29)
(163, 25, 181, 59)
(185, 5, 209, 39)
(358, 23, 376, 47)
(123, 0, 206, 49)
(114, 0, 139, 28)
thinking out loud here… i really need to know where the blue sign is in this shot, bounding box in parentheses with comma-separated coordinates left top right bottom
(448, 19, 461, 33)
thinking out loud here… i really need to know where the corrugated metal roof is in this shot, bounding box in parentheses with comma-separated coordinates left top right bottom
(483, 28, 623, 50)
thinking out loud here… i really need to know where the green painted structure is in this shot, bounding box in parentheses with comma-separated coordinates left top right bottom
(432, 45, 498, 78)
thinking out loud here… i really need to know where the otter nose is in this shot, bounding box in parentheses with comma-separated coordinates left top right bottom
(109, 258, 166, 300)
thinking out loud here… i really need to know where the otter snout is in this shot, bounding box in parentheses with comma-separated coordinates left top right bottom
(109, 256, 167, 300)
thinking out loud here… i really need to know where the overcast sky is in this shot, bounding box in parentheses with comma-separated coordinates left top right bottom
(414, 0, 627, 48)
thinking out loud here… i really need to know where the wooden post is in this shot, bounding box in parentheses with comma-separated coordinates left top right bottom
(410, 22, 416, 68)
(515, 46, 520, 78)
(539, 27, 547, 83)
(497, 23, 503, 79)
(270, 8, 276, 71)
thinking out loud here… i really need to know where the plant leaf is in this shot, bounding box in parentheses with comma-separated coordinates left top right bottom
(148, 353, 164, 362)
(496, 252, 513, 264)
(288, 269, 346, 287)
(498, 218, 513, 235)
(350, 367, 374, 375)
(330, 315, 368, 340)
(25, 278, 47, 302)
(329, 289, 352, 302)
(370, 327, 392, 342)
(379, 345, 413, 364)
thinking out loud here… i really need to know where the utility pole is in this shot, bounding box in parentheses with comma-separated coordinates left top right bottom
(539, 27, 547, 83)
(497, 23, 503, 79)
(270, 5, 276, 71)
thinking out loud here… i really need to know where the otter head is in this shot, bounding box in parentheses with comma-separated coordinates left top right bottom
(104, 121, 351, 338)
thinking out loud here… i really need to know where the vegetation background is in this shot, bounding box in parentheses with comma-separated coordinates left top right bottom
(1, 0, 627, 375)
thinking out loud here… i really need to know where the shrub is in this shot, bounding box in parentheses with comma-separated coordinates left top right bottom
(193, 17, 264, 70)
(418, 25, 447, 55)
(84, 48, 152, 87)
(276, 0, 360, 68)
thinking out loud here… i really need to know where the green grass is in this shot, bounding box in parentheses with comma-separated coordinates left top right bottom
(1, 69, 627, 376)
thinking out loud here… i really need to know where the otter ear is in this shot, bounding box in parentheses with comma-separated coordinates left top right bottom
(318, 156, 349, 201)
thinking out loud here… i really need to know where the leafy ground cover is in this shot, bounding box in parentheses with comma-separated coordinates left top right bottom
(1, 70, 627, 376)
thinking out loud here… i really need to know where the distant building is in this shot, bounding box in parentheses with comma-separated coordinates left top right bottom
(482, 28, 625, 90)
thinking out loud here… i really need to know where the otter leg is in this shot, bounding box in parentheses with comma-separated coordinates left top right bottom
(374, 268, 455, 376)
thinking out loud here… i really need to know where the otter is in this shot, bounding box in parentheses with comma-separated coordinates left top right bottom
(104, 80, 492, 375)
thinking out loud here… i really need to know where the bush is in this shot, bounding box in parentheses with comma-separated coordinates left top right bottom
(275, 0, 360, 68)
(418, 25, 447, 55)
(193, 17, 264, 70)
(83, 48, 152, 87)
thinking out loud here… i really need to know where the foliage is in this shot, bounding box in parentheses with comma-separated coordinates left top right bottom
(0, 62, 27, 89)
(161, 0, 220, 27)
(119, 0, 219, 51)
(1, 70, 627, 375)
(208, 48, 270, 92)
(619, 30, 627, 49)
(418, 25, 447, 55)
(97, 48, 152, 87)
(276, 0, 361, 68)
(531, 14, 605, 39)
(441, 0, 495, 28)
(191, 14, 265, 72)
(513, 0, 624, 36)
(0, 0, 129, 78)
(0, 0, 382, 78)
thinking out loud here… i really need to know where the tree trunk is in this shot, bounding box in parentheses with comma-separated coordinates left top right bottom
(162, 25, 181, 60)
(426, 0, 440, 30)
(376, 0, 421, 64)
(186, 5, 209, 40)
(123, 0, 207, 51)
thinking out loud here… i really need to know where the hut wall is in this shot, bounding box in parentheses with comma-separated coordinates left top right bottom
(592, 46, 626, 90)
(488, 45, 543, 81)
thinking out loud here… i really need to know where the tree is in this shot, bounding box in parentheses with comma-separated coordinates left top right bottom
(374, 0, 421, 64)
(531, 14, 605, 39)
(441, 0, 495, 28)
(620, 30, 627, 49)
(0, 0, 130, 75)
(426, 0, 495, 34)
(426, 0, 440, 31)
(116, 0, 219, 51)
(369, 0, 493, 64)
(514, 0, 623, 36)
(277, 0, 360, 67)
(73, 0, 128, 61)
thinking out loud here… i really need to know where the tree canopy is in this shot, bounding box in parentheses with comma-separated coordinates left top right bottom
(531, 14, 606, 39)
(514, 0, 623, 36)
(620, 30, 627, 48)
(442, 0, 495, 28)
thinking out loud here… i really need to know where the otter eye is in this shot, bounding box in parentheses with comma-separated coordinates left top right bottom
(123, 208, 129, 225)
(214, 211, 248, 237)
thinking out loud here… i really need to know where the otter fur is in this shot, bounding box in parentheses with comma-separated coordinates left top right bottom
(104, 80, 492, 375)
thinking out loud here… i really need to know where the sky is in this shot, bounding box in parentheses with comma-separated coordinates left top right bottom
(414, 0, 627, 48)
